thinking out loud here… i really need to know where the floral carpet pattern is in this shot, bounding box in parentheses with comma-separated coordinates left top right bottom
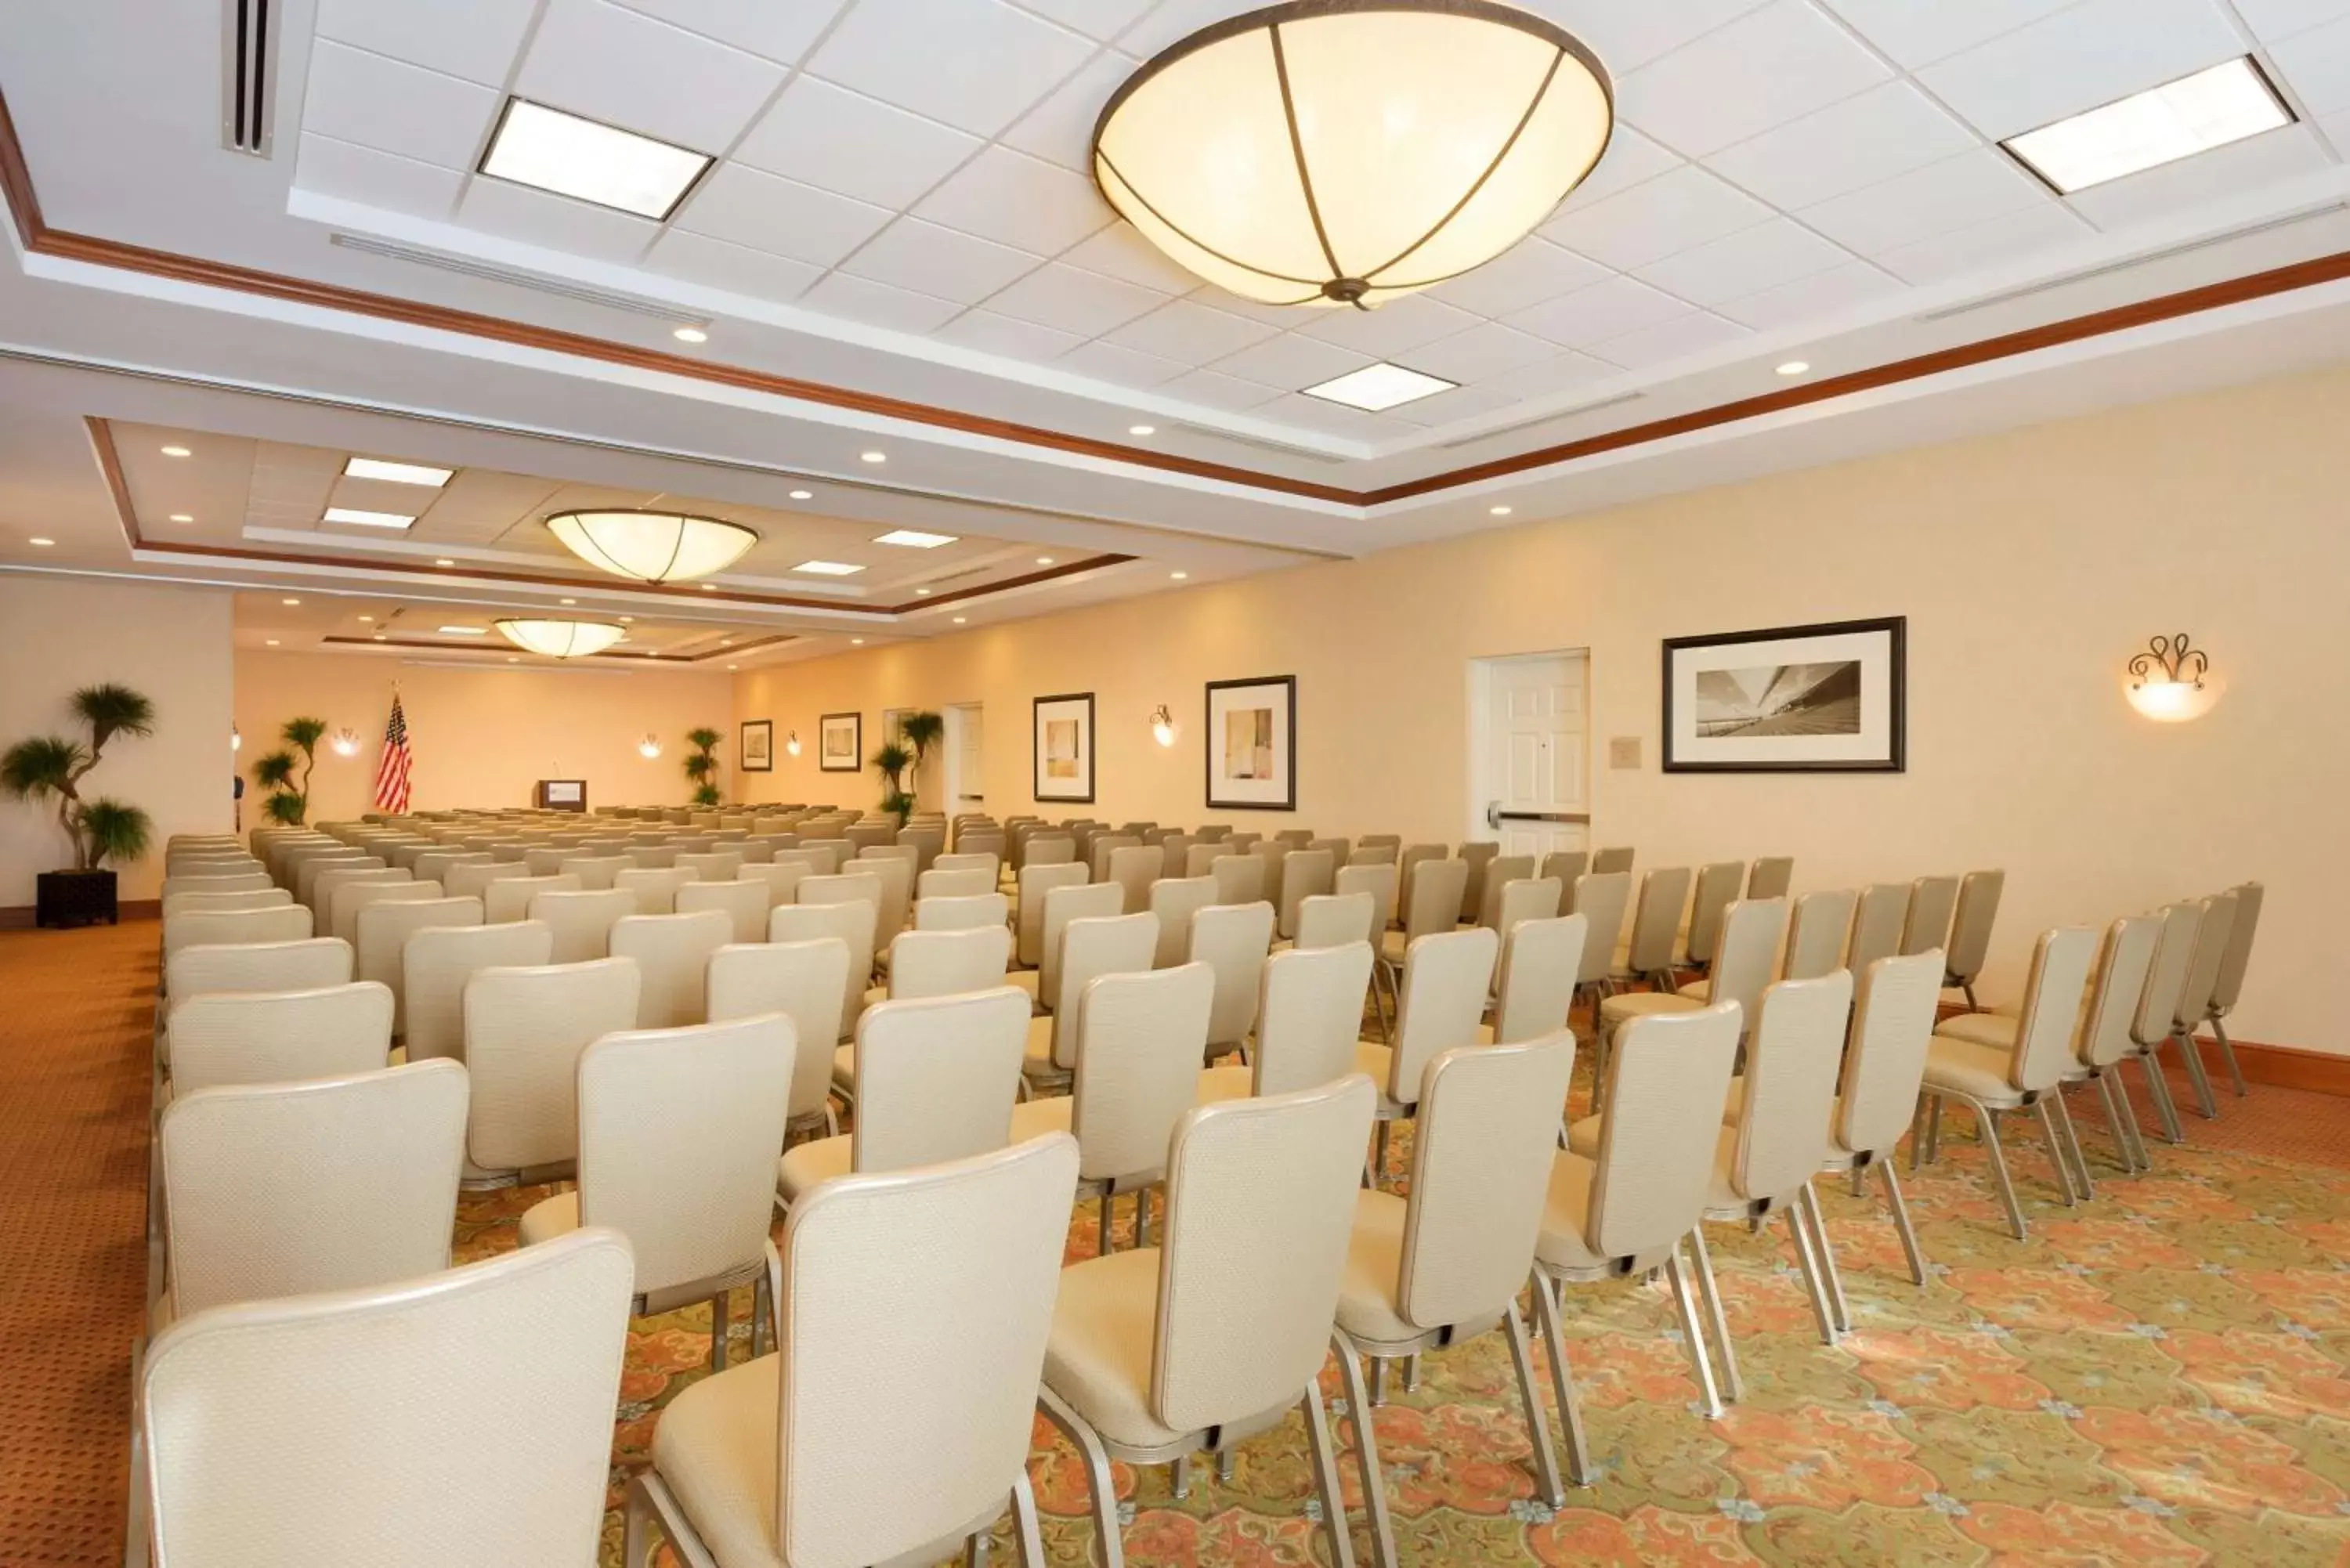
(453, 1103, 2350, 1567)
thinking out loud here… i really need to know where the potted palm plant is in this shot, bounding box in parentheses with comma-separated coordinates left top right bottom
(1, 682, 157, 927)
(871, 740, 914, 826)
(684, 728, 723, 807)
(251, 716, 327, 826)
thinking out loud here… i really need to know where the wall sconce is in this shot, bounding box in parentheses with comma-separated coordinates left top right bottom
(329, 727, 361, 757)
(1149, 705, 1178, 747)
(784, 730, 802, 757)
(638, 734, 663, 759)
(2125, 633, 2220, 723)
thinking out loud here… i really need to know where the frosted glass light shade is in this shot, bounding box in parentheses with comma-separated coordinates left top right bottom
(494, 619, 628, 659)
(1094, 1, 1612, 309)
(545, 509, 757, 583)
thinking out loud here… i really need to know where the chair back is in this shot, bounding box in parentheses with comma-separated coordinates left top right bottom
(1152, 1077, 1376, 1434)
(557, 854, 630, 891)
(1727, 971, 1853, 1204)
(2007, 927, 2099, 1093)
(797, 838, 851, 874)
(1183, 842, 1223, 878)
(609, 910, 731, 1029)
(311, 866, 406, 926)
(1039, 880, 1125, 1009)
(485, 873, 580, 925)
(1386, 927, 1498, 1104)
(933, 850, 1000, 882)
(1400, 858, 1469, 945)
(1491, 875, 1562, 939)
(1336, 861, 1400, 932)
(2132, 901, 2204, 1049)
(1684, 862, 1744, 966)
(675, 879, 771, 944)
(1210, 853, 1267, 906)
(851, 989, 1032, 1172)
(1537, 851, 1589, 891)
(414, 850, 490, 887)
(168, 938, 352, 1007)
(1564, 871, 1630, 985)
(1846, 883, 1909, 977)
(2211, 880, 2264, 1016)
(915, 891, 1009, 932)
(163, 888, 293, 919)
(1068, 963, 1217, 1184)
(1398, 1035, 1577, 1330)
(614, 865, 694, 916)
(1455, 842, 1499, 922)
(166, 981, 395, 1095)
(675, 850, 744, 883)
(887, 925, 1012, 999)
(328, 880, 443, 946)
(770, 902, 877, 1036)
(354, 900, 483, 1040)
(1900, 875, 1960, 956)
(1586, 1004, 1741, 1263)
(1293, 891, 1378, 951)
(1783, 887, 1857, 981)
(1492, 914, 1584, 1045)
(164, 905, 314, 955)
(1016, 863, 1088, 966)
(2081, 915, 2163, 1071)
(298, 855, 387, 910)
(463, 958, 643, 1172)
(1277, 848, 1336, 939)
(160, 1061, 466, 1317)
(1023, 834, 1076, 869)
(2172, 891, 2240, 1031)
(1622, 865, 1691, 972)
(1148, 876, 1219, 967)
(1251, 941, 1374, 1096)
(1590, 845, 1634, 875)
(1089, 835, 1142, 881)
(775, 1136, 1079, 1568)
(739, 860, 811, 910)
(919, 866, 993, 901)
(1348, 842, 1397, 866)
(1745, 856, 1793, 900)
(1710, 898, 1789, 1036)
(1107, 844, 1162, 916)
(1045, 912, 1159, 1069)
(1473, 855, 1535, 930)
(162, 871, 275, 899)
(1395, 844, 1444, 919)
(446, 862, 533, 904)
(529, 888, 634, 964)
(799, 871, 884, 947)
(1944, 870, 2005, 985)
(707, 941, 851, 1122)
(854, 853, 915, 948)
(1834, 952, 1945, 1159)
(1190, 901, 1278, 1053)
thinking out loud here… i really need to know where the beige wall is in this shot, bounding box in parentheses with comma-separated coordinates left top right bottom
(233, 652, 735, 824)
(739, 363, 2348, 1054)
(0, 576, 235, 906)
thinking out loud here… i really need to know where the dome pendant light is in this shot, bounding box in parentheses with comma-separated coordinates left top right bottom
(494, 618, 629, 659)
(545, 508, 758, 584)
(1093, 0, 1613, 309)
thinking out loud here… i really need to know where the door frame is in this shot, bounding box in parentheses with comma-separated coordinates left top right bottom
(1466, 648, 1592, 845)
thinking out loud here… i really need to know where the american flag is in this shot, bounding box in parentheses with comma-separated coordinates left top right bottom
(373, 692, 413, 814)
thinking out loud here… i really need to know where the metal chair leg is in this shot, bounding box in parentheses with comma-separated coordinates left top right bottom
(2171, 1028, 2219, 1120)
(2139, 1050, 2185, 1144)
(1925, 1096, 1944, 1164)
(1011, 1472, 1047, 1568)
(1975, 1102, 2027, 1240)
(1300, 1377, 1359, 1568)
(1502, 1304, 1566, 1508)
(2102, 1071, 2149, 1173)
(2049, 1091, 2095, 1200)
(1663, 1241, 1725, 1419)
(1368, 1356, 1386, 1406)
(1097, 1190, 1114, 1259)
(1038, 1387, 1126, 1568)
(623, 1476, 654, 1567)
(1331, 1333, 1397, 1568)
(1782, 1205, 1838, 1346)
(1403, 1352, 1419, 1393)
(1799, 1181, 1851, 1335)
(2211, 1017, 2248, 1097)
(967, 1526, 990, 1567)
(1528, 1271, 1593, 1485)
(1685, 1223, 1742, 1402)
(1217, 1447, 1235, 1484)
(1878, 1162, 1929, 1286)
(2034, 1099, 2077, 1207)
(1134, 1187, 1152, 1249)
(750, 1268, 772, 1358)
(1171, 1454, 1191, 1500)
(709, 1288, 728, 1371)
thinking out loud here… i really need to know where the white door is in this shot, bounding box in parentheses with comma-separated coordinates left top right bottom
(1475, 652, 1589, 858)
(943, 703, 985, 811)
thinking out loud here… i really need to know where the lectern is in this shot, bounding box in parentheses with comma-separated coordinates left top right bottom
(535, 779, 587, 812)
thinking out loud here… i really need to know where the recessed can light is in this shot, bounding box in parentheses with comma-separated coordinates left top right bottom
(281, 597, 301, 605)
(790, 490, 814, 500)
(437, 626, 488, 636)
(28, 537, 54, 546)
(673, 325, 709, 344)
(559, 598, 576, 605)
(1489, 506, 1512, 516)
(1129, 425, 1156, 436)
(914, 587, 933, 597)
(1036, 556, 1054, 565)
(265, 638, 280, 646)
(434, 558, 456, 567)
(161, 445, 191, 457)
(850, 638, 865, 645)
(358, 614, 374, 622)
(1777, 360, 1810, 377)
(859, 451, 887, 464)
(952, 616, 967, 624)
(1170, 570, 1188, 580)
(168, 513, 194, 523)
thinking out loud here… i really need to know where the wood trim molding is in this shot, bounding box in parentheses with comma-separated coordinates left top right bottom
(2192, 1035, 2350, 1098)
(316, 631, 796, 663)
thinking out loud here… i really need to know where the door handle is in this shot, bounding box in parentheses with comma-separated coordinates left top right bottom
(1484, 799, 1501, 831)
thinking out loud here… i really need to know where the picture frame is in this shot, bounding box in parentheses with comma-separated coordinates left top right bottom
(1661, 616, 1906, 773)
(739, 719, 772, 772)
(819, 711, 862, 773)
(1205, 675, 1296, 811)
(1032, 692, 1096, 804)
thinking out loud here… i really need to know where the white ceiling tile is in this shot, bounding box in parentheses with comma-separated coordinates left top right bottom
(1815, 0, 2084, 69)
(1872, 201, 2095, 284)
(1116, 0, 1257, 59)
(313, 0, 537, 86)
(1798, 149, 2050, 256)
(1257, 393, 1402, 439)
(1542, 164, 1773, 270)
(1101, 298, 1280, 360)
(457, 177, 663, 260)
(1458, 350, 1626, 410)
(2272, 15, 2350, 115)
(294, 134, 465, 219)
(1632, 218, 1855, 306)
(1058, 339, 1189, 387)
(1555, 125, 1683, 209)
(806, 0, 1096, 135)
(799, 272, 966, 332)
(1296, 294, 1484, 357)
(1206, 332, 1376, 389)
(517, 0, 787, 152)
(1917, 0, 2251, 142)
(1704, 81, 1983, 211)
(673, 163, 895, 266)
(2066, 125, 2330, 231)
(1619, 1, 1893, 157)
(999, 50, 1141, 171)
(932, 310, 1087, 359)
(643, 228, 822, 301)
(2232, 0, 2350, 42)
(609, 0, 851, 63)
(1058, 223, 1209, 292)
(1014, 0, 1155, 42)
(842, 219, 1047, 304)
(1709, 258, 1905, 329)
(1582, 309, 1752, 368)
(913, 145, 1112, 253)
(1423, 237, 1611, 318)
(979, 261, 1168, 333)
(732, 78, 981, 208)
(301, 41, 500, 169)
(1403, 322, 1560, 382)
(1156, 367, 1285, 411)
(1503, 273, 1693, 345)
(1509, 0, 1775, 74)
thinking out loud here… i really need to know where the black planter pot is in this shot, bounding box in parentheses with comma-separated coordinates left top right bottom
(35, 869, 118, 929)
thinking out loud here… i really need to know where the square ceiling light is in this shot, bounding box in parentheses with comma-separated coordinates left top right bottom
(322, 507, 417, 529)
(1302, 361, 1458, 413)
(344, 457, 453, 486)
(873, 529, 959, 548)
(479, 99, 711, 219)
(792, 560, 865, 576)
(2002, 58, 2293, 195)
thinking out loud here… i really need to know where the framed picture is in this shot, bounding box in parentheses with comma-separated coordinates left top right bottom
(1661, 616, 1906, 773)
(819, 711, 862, 773)
(1205, 675, 1296, 811)
(740, 719, 772, 772)
(1032, 692, 1095, 804)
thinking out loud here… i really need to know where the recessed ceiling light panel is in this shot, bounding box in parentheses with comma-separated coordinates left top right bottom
(1302, 362, 1458, 412)
(2002, 58, 2291, 194)
(323, 507, 418, 529)
(479, 99, 711, 219)
(343, 457, 454, 486)
(792, 560, 865, 576)
(872, 529, 958, 548)
(437, 626, 489, 636)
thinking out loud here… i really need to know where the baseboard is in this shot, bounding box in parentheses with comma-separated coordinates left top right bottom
(0, 899, 159, 930)
(2196, 1034, 2350, 1097)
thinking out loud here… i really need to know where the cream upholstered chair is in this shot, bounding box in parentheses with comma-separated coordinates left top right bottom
(140, 1228, 634, 1568)
(163, 904, 313, 957)
(1531, 1001, 1741, 1457)
(1277, 848, 1337, 940)
(309, 865, 405, 927)
(914, 891, 1009, 932)
(1484, 913, 1585, 1046)
(298, 854, 386, 910)
(414, 849, 491, 887)
(162, 888, 293, 920)
(609, 909, 730, 1029)
(776, 987, 1032, 1209)
(161, 871, 274, 899)
(674, 849, 744, 883)
(2166, 890, 2239, 1121)
(675, 878, 770, 944)
(1806, 951, 1947, 1286)
(1380, 857, 1466, 1013)
(1089, 834, 1141, 882)
(1339, 859, 1401, 936)
(707, 939, 851, 1143)
(1354, 927, 1497, 1180)
(2203, 880, 2262, 1097)
(799, 870, 884, 966)
(1599, 896, 1783, 1059)
(1590, 845, 1635, 876)
(1846, 882, 1910, 977)
(1537, 850, 1589, 891)
(1331, 1036, 1578, 1566)
(1291, 891, 1379, 955)
(157, 1060, 466, 1323)
(1210, 851, 1267, 907)
(1198, 940, 1375, 1104)
(1918, 927, 2097, 1239)
(854, 851, 916, 953)
(1455, 841, 1500, 923)
(523, 847, 570, 876)
(354, 899, 482, 1039)
(1039, 1076, 1376, 1568)
(1024, 833, 1076, 869)
(1941, 870, 2005, 1010)
(529, 887, 634, 965)
(614, 865, 694, 916)
(1022, 912, 1159, 1097)
(1102, 844, 1158, 916)
(1191, 899, 1278, 1064)
(627, 845, 681, 870)
(769, 901, 876, 1040)
(327, 880, 443, 946)
(1181, 841, 1222, 878)
(1683, 862, 1744, 972)
(1901, 874, 1960, 957)
(165, 939, 352, 1017)
(519, 1015, 794, 1371)
(1147, 876, 1218, 968)
(1779, 887, 1858, 981)
(1015, 862, 1087, 966)
(626, 1136, 1078, 1568)
(402, 920, 553, 1065)
(461, 957, 642, 1187)
(2125, 901, 2202, 1146)
(1007, 961, 1217, 1255)
(482, 873, 578, 924)
(1746, 856, 1793, 900)
(558, 853, 629, 891)
(1609, 865, 1691, 991)
(1490, 874, 1562, 940)
(1560, 869, 1630, 1014)
(933, 848, 1000, 882)
(445, 861, 533, 904)
(918, 865, 993, 901)
(739, 858, 811, 910)
(1472, 855, 1535, 930)
(1018, 879, 1123, 1015)
(164, 983, 394, 1097)
(1394, 844, 1443, 918)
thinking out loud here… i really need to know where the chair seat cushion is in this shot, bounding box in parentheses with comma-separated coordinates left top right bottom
(862, 982, 886, 1006)
(1334, 1190, 1416, 1347)
(830, 1042, 857, 1093)
(1021, 1015, 1070, 1083)
(1564, 1113, 1600, 1159)
(776, 1134, 851, 1205)
(1352, 1040, 1397, 1101)
(1007, 1095, 1074, 1149)
(1379, 930, 1408, 963)
(1043, 1248, 1185, 1450)
(1195, 1063, 1253, 1105)
(1935, 1013, 2017, 1050)
(1534, 1153, 1606, 1273)
(1008, 969, 1041, 1005)
(1597, 992, 1700, 1029)
(650, 1353, 786, 1568)
(518, 1190, 579, 1248)
(1921, 1036, 2024, 1106)
(1679, 977, 1714, 1002)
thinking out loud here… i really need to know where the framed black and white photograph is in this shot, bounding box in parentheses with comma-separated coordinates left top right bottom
(739, 719, 772, 772)
(819, 711, 862, 773)
(1032, 692, 1095, 804)
(1662, 617, 1905, 773)
(1205, 674, 1296, 810)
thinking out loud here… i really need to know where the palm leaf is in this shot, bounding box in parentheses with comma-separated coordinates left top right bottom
(251, 750, 298, 789)
(2, 735, 85, 800)
(280, 717, 328, 752)
(76, 798, 152, 867)
(687, 727, 723, 751)
(72, 684, 155, 753)
(262, 791, 309, 825)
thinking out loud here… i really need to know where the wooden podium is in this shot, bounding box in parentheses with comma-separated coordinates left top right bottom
(535, 779, 587, 811)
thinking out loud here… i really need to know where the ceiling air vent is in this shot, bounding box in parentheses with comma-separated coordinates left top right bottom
(1436, 390, 1645, 450)
(221, 0, 278, 157)
(327, 233, 712, 327)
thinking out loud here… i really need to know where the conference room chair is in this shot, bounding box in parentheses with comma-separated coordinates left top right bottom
(674, 878, 769, 945)
(404, 921, 555, 1067)
(949, 833, 1005, 868)
(161, 870, 274, 900)
(487, 840, 537, 864)
(1293, 888, 1381, 954)
(2120, 900, 2201, 1147)
(326, 879, 443, 947)
(1525, 851, 1582, 894)
(2202, 881, 2263, 1097)
(304, 862, 400, 916)
(732, 838, 775, 865)
(1087, 835, 1141, 883)
(1489, 875, 1564, 941)
(626, 1136, 1076, 1568)
(768, 902, 877, 1042)
(613, 865, 693, 916)
(728, 859, 804, 911)
(914, 891, 1009, 933)
(810, 864, 891, 960)
(2167, 890, 2240, 1120)
(1560, 869, 1631, 1021)
(526, 887, 635, 966)
(1210, 851, 1267, 908)
(1455, 841, 1500, 923)
(163, 981, 393, 1100)
(868, 924, 1012, 1008)
(414, 849, 491, 887)
(1349, 841, 1397, 866)
(1014, 880, 1123, 1016)
(1590, 846, 1635, 876)
(625, 846, 682, 871)
(1532, 1001, 1740, 1471)
(1938, 869, 2006, 1010)
(164, 941, 353, 1043)
(1675, 862, 1738, 975)
(444, 861, 533, 904)
(1014, 862, 1088, 971)
(1307, 836, 1351, 872)
(1900, 874, 1961, 960)
(1380, 857, 1466, 1012)
(522, 847, 571, 876)
(1022, 912, 1159, 1099)
(707, 939, 851, 1143)
(1252, 840, 1292, 912)
(1276, 848, 1336, 941)
(1197, 940, 1375, 1104)
(460, 957, 642, 1188)
(1743, 856, 1793, 901)
(1339, 859, 1401, 936)
(1330, 1036, 1577, 1567)
(1593, 895, 1780, 1114)
(1190, 899, 1278, 1066)
(1142, 876, 1215, 969)
(1840, 883, 1906, 977)
(1154, 833, 1195, 879)
(778, 988, 1032, 1211)
(1776, 887, 1859, 983)
(799, 839, 856, 875)
(1609, 865, 1691, 992)
(1272, 827, 1314, 849)
(1354, 927, 1496, 1183)
(674, 849, 745, 883)
(1098, 844, 1155, 917)
(1484, 912, 1585, 1049)
(1918, 927, 2096, 1239)
(917, 865, 993, 901)
(1393, 844, 1443, 920)
(352, 898, 479, 1039)
(609, 910, 729, 1030)
(1023, 834, 1076, 871)
(480, 873, 577, 925)
(162, 904, 313, 960)
(161, 887, 290, 920)
(1473, 855, 1535, 932)
(291, 851, 378, 909)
